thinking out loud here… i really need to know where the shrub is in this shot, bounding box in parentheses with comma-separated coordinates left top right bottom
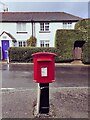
(27, 36, 37, 47)
(8, 47, 60, 63)
(75, 19, 90, 32)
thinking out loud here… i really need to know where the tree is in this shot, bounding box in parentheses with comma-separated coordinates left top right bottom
(75, 18, 90, 41)
(27, 36, 37, 47)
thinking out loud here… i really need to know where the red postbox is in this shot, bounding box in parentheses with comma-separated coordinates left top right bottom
(32, 52, 56, 83)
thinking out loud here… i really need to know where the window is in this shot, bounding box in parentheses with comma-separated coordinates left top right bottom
(63, 22, 67, 29)
(45, 23, 49, 31)
(18, 41, 27, 47)
(40, 40, 44, 47)
(40, 23, 44, 31)
(40, 22, 49, 32)
(17, 22, 27, 33)
(63, 22, 72, 29)
(23, 41, 26, 47)
(18, 41, 22, 47)
(45, 40, 49, 47)
(40, 40, 49, 47)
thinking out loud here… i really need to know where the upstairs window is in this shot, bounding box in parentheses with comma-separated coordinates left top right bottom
(17, 22, 27, 33)
(40, 22, 49, 32)
(40, 40, 49, 47)
(63, 22, 72, 29)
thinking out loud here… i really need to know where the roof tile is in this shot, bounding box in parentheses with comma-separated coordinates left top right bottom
(0, 12, 82, 22)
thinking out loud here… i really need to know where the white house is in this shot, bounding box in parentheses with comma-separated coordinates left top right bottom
(0, 12, 82, 60)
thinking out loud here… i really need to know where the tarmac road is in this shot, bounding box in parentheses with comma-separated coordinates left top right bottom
(1, 63, 89, 88)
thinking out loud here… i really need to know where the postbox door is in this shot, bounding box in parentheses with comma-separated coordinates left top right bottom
(37, 61, 54, 83)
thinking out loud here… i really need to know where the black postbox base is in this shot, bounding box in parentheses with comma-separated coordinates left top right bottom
(39, 83, 49, 114)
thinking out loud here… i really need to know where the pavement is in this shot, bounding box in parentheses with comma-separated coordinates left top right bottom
(1, 87, 89, 119)
(0, 60, 89, 66)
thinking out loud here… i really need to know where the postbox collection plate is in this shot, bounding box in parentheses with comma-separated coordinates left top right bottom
(41, 67, 47, 77)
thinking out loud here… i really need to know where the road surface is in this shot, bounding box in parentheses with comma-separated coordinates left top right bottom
(0, 63, 89, 88)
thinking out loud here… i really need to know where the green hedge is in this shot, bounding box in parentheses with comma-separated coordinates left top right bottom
(8, 47, 60, 63)
(55, 30, 86, 61)
(82, 40, 90, 63)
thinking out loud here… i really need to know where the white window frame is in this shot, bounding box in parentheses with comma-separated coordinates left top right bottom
(18, 41, 27, 47)
(63, 22, 72, 29)
(40, 40, 50, 47)
(40, 22, 49, 32)
(17, 22, 26, 32)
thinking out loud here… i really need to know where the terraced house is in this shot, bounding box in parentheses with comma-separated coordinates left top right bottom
(0, 12, 82, 60)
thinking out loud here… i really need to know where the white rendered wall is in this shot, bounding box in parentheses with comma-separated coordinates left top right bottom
(0, 22, 32, 46)
(0, 22, 77, 47)
(35, 22, 76, 47)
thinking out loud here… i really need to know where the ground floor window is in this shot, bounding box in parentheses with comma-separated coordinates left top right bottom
(18, 41, 27, 47)
(40, 40, 49, 47)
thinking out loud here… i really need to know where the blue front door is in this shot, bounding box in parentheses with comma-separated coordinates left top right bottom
(2, 40, 9, 60)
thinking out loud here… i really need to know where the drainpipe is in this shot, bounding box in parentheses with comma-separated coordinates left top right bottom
(31, 19, 34, 38)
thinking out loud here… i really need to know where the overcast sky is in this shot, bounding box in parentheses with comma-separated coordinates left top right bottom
(0, 0, 89, 18)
